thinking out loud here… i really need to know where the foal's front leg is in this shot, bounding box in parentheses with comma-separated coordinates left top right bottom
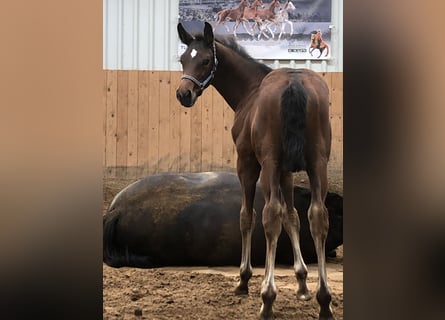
(235, 157, 260, 295)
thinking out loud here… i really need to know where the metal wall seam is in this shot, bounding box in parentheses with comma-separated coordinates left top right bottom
(148, 0, 155, 69)
(117, 0, 123, 69)
(133, 0, 139, 70)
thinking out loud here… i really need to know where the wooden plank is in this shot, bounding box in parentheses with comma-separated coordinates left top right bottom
(178, 79, 192, 172)
(137, 71, 150, 175)
(158, 71, 171, 173)
(330, 72, 343, 143)
(190, 93, 202, 172)
(169, 72, 181, 172)
(330, 72, 343, 168)
(222, 99, 236, 170)
(200, 87, 213, 171)
(116, 71, 129, 177)
(127, 71, 139, 171)
(330, 72, 343, 117)
(105, 71, 118, 175)
(103, 70, 341, 179)
(211, 88, 224, 170)
(319, 72, 343, 172)
(102, 70, 108, 168)
(148, 71, 160, 174)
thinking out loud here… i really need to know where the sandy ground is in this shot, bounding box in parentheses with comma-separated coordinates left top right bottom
(103, 246, 343, 320)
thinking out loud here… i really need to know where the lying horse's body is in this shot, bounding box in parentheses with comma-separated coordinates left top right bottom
(103, 172, 343, 268)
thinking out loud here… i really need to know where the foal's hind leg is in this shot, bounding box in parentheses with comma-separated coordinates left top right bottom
(280, 172, 311, 301)
(235, 155, 260, 295)
(307, 161, 334, 320)
(259, 164, 283, 320)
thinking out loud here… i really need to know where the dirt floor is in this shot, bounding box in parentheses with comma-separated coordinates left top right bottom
(103, 175, 343, 320)
(103, 246, 343, 320)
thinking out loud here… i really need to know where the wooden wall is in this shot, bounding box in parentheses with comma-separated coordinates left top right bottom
(103, 71, 342, 182)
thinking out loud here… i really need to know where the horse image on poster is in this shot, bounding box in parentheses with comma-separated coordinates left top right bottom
(176, 22, 334, 320)
(213, 0, 251, 37)
(309, 29, 330, 58)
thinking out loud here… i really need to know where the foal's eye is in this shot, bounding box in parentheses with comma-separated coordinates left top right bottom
(202, 59, 210, 66)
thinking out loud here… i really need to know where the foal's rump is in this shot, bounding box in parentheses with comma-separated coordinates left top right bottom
(254, 68, 330, 172)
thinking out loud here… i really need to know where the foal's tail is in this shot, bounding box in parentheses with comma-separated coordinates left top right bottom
(281, 82, 307, 172)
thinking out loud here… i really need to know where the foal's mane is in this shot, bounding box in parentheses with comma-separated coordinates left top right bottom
(192, 33, 272, 75)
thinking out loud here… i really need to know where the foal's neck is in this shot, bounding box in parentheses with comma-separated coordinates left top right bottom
(212, 44, 267, 112)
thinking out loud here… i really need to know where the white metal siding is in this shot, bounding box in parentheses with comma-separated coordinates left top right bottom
(103, 0, 343, 71)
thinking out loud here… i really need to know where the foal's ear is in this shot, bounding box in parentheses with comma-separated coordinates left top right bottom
(203, 22, 214, 45)
(177, 23, 194, 45)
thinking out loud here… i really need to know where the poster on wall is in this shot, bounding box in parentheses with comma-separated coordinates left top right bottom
(178, 0, 332, 60)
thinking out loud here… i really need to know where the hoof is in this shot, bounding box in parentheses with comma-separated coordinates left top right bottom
(297, 289, 312, 301)
(319, 306, 334, 320)
(259, 314, 274, 320)
(234, 284, 249, 296)
(259, 306, 274, 320)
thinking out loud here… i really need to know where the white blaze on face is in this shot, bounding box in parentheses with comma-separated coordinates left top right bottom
(190, 49, 198, 58)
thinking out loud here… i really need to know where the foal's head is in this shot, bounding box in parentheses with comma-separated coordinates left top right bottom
(176, 22, 217, 107)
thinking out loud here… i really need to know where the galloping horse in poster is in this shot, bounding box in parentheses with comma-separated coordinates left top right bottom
(251, 0, 281, 40)
(213, 0, 251, 37)
(276, 0, 296, 40)
(239, 0, 265, 37)
(176, 22, 334, 320)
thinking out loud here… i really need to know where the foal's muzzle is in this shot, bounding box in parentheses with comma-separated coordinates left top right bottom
(176, 87, 196, 107)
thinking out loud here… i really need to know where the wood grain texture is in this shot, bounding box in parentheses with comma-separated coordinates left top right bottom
(103, 71, 343, 182)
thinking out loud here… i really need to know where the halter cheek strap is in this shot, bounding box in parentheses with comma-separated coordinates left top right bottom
(181, 42, 218, 91)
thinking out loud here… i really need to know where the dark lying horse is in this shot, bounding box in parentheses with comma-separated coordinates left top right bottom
(103, 172, 342, 268)
(176, 22, 333, 319)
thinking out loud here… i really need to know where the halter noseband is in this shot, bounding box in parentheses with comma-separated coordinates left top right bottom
(181, 41, 218, 91)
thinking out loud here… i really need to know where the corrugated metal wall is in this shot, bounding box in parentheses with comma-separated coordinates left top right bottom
(103, 0, 343, 72)
(103, 0, 179, 70)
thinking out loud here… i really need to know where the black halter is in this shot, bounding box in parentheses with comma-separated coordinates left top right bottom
(181, 41, 218, 91)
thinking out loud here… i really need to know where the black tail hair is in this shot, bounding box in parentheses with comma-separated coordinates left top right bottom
(103, 210, 155, 268)
(103, 210, 125, 267)
(281, 82, 307, 172)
